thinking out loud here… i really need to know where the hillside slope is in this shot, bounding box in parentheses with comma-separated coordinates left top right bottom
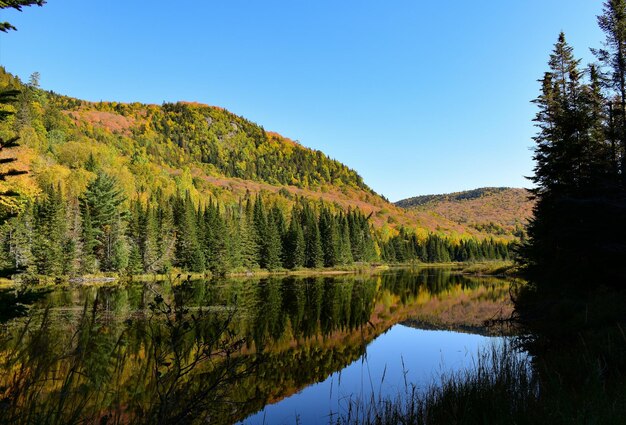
(0, 68, 521, 277)
(0, 67, 406, 226)
(396, 187, 534, 238)
(0, 68, 515, 238)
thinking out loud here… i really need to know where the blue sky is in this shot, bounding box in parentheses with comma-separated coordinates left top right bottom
(0, 1, 605, 201)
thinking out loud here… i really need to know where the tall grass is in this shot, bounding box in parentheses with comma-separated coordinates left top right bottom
(336, 340, 538, 425)
(336, 286, 626, 425)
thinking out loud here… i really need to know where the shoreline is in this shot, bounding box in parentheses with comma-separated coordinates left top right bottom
(0, 260, 516, 288)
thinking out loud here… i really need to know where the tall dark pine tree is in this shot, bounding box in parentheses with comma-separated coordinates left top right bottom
(284, 211, 305, 269)
(595, 0, 626, 180)
(523, 32, 626, 288)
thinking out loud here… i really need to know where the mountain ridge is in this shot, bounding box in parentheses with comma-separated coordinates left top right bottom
(396, 187, 534, 237)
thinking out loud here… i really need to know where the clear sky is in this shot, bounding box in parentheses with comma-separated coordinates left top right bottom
(0, 1, 606, 201)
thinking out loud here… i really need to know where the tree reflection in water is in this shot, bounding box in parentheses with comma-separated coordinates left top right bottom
(0, 282, 252, 425)
(0, 269, 513, 424)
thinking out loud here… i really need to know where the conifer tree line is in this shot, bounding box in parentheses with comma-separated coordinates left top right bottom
(380, 229, 510, 264)
(0, 167, 511, 279)
(0, 168, 382, 278)
(522, 0, 626, 288)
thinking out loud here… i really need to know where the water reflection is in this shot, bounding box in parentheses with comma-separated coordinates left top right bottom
(0, 268, 514, 424)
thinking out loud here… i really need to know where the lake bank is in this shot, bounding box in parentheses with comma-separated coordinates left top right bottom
(0, 260, 518, 289)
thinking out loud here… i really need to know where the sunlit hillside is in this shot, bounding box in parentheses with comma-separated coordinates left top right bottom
(396, 187, 534, 239)
(0, 68, 527, 248)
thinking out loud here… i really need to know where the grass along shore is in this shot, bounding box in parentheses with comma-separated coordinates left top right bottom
(0, 261, 518, 288)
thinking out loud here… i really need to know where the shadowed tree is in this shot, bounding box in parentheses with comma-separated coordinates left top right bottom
(0, 1, 45, 33)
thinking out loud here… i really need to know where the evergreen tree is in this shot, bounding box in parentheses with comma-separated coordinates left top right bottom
(173, 192, 204, 272)
(80, 171, 126, 271)
(319, 206, 339, 267)
(523, 30, 626, 287)
(0, 202, 34, 276)
(337, 215, 353, 265)
(155, 195, 176, 272)
(80, 205, 98, 274)
(203, 200, 229, 276)
(252, 195, 269, 268)
(235, 203, 259, 269)
(31, 184, 66, 276)
(0, 1, 45, 33)
(302, 203, 323, 268)
(284, 211, 305, 269)
(595, 0, 626, 179)
(264, 212, 283, 271)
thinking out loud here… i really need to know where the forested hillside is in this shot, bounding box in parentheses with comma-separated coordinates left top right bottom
(0, 68, 513, 279)
(396, 187, 533, 238)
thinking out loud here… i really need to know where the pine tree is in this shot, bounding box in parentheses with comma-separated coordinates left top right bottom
(595, 0, 626, 179)
(31, 184, 66, 276)
(319, 207, 339, 267)
(264, 212, 283, 270)
(302, 203, 323, 268)
(252, 195, 268, 268)
(0, 202, 34, 277)
(80, 205, 98, 274)
(80, 171, 126, 271)
(236, 203, 259, 269)
(284, 211, 305, 269)
(203, 201, 229, 276)
(155, 195, 176, 272)
(173, 192, 204, 272)
(523, 30, 626, 287)
(338, 214, 353, 265)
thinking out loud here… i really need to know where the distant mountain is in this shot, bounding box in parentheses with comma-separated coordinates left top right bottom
(395, 187, 534, 238)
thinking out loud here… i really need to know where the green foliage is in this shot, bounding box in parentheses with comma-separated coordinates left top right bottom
(380, 228, 511, 264)
(80, 171, 127, 271)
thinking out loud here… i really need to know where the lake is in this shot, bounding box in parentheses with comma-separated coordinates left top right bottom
(0, 268, 516, 424)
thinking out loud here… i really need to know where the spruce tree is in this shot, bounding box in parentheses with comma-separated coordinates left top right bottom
(80, 205, 98, 274)
(319, 207, 339, 267)
(203, 201, 229, 276)
(173, 192, 204, 272)
(302, 203, 323, 268)
(338, 215, 353, 265)
(595, 0, 626, 179)
(264, 213, 283, 270)
(80, 171, 126, 271)
(31, 184, 66, 276)
(284, 212, 305, 269)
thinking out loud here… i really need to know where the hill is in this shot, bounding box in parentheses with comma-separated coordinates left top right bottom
(0, 68, 414, 227)
(0, 68, 515, 278)
(396, 187, 534, 238)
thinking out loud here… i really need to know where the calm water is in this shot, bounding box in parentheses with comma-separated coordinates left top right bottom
(0, 268, 515, 425)
(243, 326, 501, 425)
